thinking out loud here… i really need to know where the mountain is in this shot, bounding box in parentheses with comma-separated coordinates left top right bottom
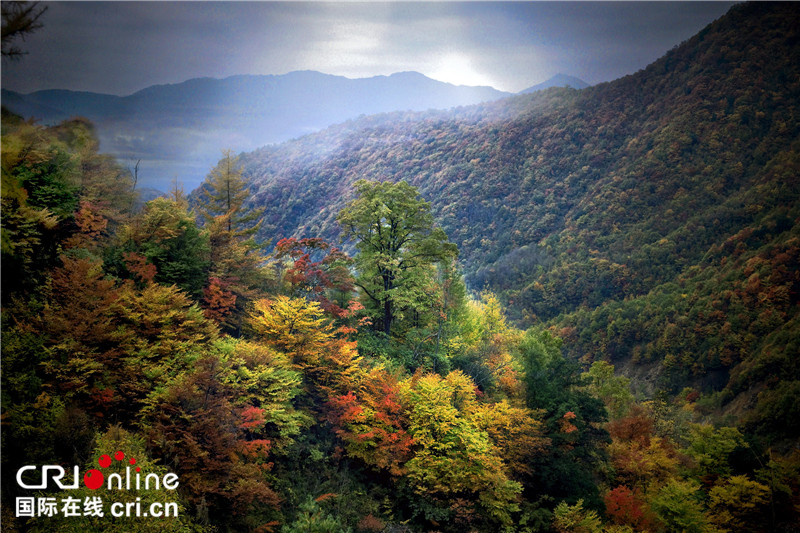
(236, 2, 800, 439)
(519, 73, 590, 93)
(1, 71, 511, 191)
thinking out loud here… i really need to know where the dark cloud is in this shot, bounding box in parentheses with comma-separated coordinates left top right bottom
(2, 2, 735, 95)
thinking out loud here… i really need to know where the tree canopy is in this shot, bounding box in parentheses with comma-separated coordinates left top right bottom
(337, 179, 458, 337)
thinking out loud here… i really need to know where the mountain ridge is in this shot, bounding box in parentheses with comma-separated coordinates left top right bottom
(2, 70, 589, 190)
(2, 70, 515, 190)
(233, 1, 800, 437)
(520, 73, 590, 93)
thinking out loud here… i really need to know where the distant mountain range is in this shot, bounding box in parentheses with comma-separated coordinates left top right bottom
(1, 72, 586, 190)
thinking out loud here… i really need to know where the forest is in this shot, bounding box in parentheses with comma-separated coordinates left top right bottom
(2, 1, 800, 532)
(234, 2, 800, 442)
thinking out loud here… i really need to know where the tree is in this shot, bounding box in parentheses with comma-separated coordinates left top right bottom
(580, 361, 634, 420)
(142, 339, 305, 530)
(604, 485, 656, 532)
(684, 424, 747, 483)
(518, 328, 610, 508)
(399, 371, 523, 526)
(552, 499, 603, 533)
(337, 180, 457, 337)
(195, 150, 267, 334)
(649, 479, 710, 533)
(708, 475, 770, 533)
(272, 237, 356, 320)
(197, 150, 261, 239)
(606, 407, 680, 491)
(248, 296, 332, 367)
(1, 1, 47, 59)
(112, 196, 210, 297)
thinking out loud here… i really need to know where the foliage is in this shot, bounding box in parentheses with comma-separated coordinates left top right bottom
(580, 361, 634, 420)
(399, 371, 524, 526)
(1, 1, 47, 59)
(552, 499, 603, 533)
(648, 480, 710, 533)
(337, 179, 458, 338)
(707, 475, 769, 533)
(603, 486, 656, 532)
(519, 328, 610, 508)
(606, 407, 681, 491)
(142, 338, 306, 530)
(195, 150, 269, 334)
(282, 496, 352, 533)
(26, 426, 201, 533)
(110, 196, 210, 297)
(271, 237, 357, 321)
(684, 424, 747, 482)
(4, 4, 800, 531)
(236, 1, 800, 443)
(197, 149, 263, 239)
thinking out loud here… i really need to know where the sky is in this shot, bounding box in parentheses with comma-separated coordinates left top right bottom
(2, 1, 737, 96)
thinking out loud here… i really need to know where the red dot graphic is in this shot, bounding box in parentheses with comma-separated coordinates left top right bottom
(114, 451, 124, 461)
(83, 469, 104, 490)
(98, 454, 112, 468)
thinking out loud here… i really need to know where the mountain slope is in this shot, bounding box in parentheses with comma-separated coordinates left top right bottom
(1, 71, 511, 191)
(238, 2, 800, 438)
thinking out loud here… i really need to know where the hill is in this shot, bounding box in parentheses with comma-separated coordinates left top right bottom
(1, 71, 511, 191)
(520, 73, 590, 93)
(237, 2, 800, 438)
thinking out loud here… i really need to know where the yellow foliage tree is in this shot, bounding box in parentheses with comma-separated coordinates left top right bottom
(399, 371, 523, 525)
(708, 475, 770, 533)
(249, 296, 332, 367)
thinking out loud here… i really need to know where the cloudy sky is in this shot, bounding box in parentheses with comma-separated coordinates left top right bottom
(3, 1, 736, 96)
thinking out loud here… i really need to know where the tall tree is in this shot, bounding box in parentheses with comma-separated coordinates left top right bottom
(337, 179, 457, 337)
(197, 150, 261, 238)
(195, 150, 267, 334)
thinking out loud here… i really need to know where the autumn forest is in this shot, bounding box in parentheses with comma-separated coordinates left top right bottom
(2, 2, 800, 532)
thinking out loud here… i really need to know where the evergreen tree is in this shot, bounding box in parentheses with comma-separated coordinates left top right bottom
(195, 150, 267, 334)
(197, 149, 261, 238)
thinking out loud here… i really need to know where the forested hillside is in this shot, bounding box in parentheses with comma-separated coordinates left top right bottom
(238, 2, 800, 438)
(3, 2, 800, 532)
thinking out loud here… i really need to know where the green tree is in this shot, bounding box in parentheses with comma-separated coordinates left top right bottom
(519, 328, 609, 509)
(649, 479, 711, 533)
(708, 475, 770, 533)
(111, 195, 210, 297)
(282, 496, 352, 533)
(581, 361, 634, 420)
(552, 499, 603, 533)
(337, 179, 457, 337)
(684, 424, 747, 482)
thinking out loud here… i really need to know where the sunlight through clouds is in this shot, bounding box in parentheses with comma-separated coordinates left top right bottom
(427, 52, 499, 88)
(1, 2, 736, 95)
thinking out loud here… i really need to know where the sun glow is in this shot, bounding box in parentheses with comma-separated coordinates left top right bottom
(427, 52, 497, 88)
